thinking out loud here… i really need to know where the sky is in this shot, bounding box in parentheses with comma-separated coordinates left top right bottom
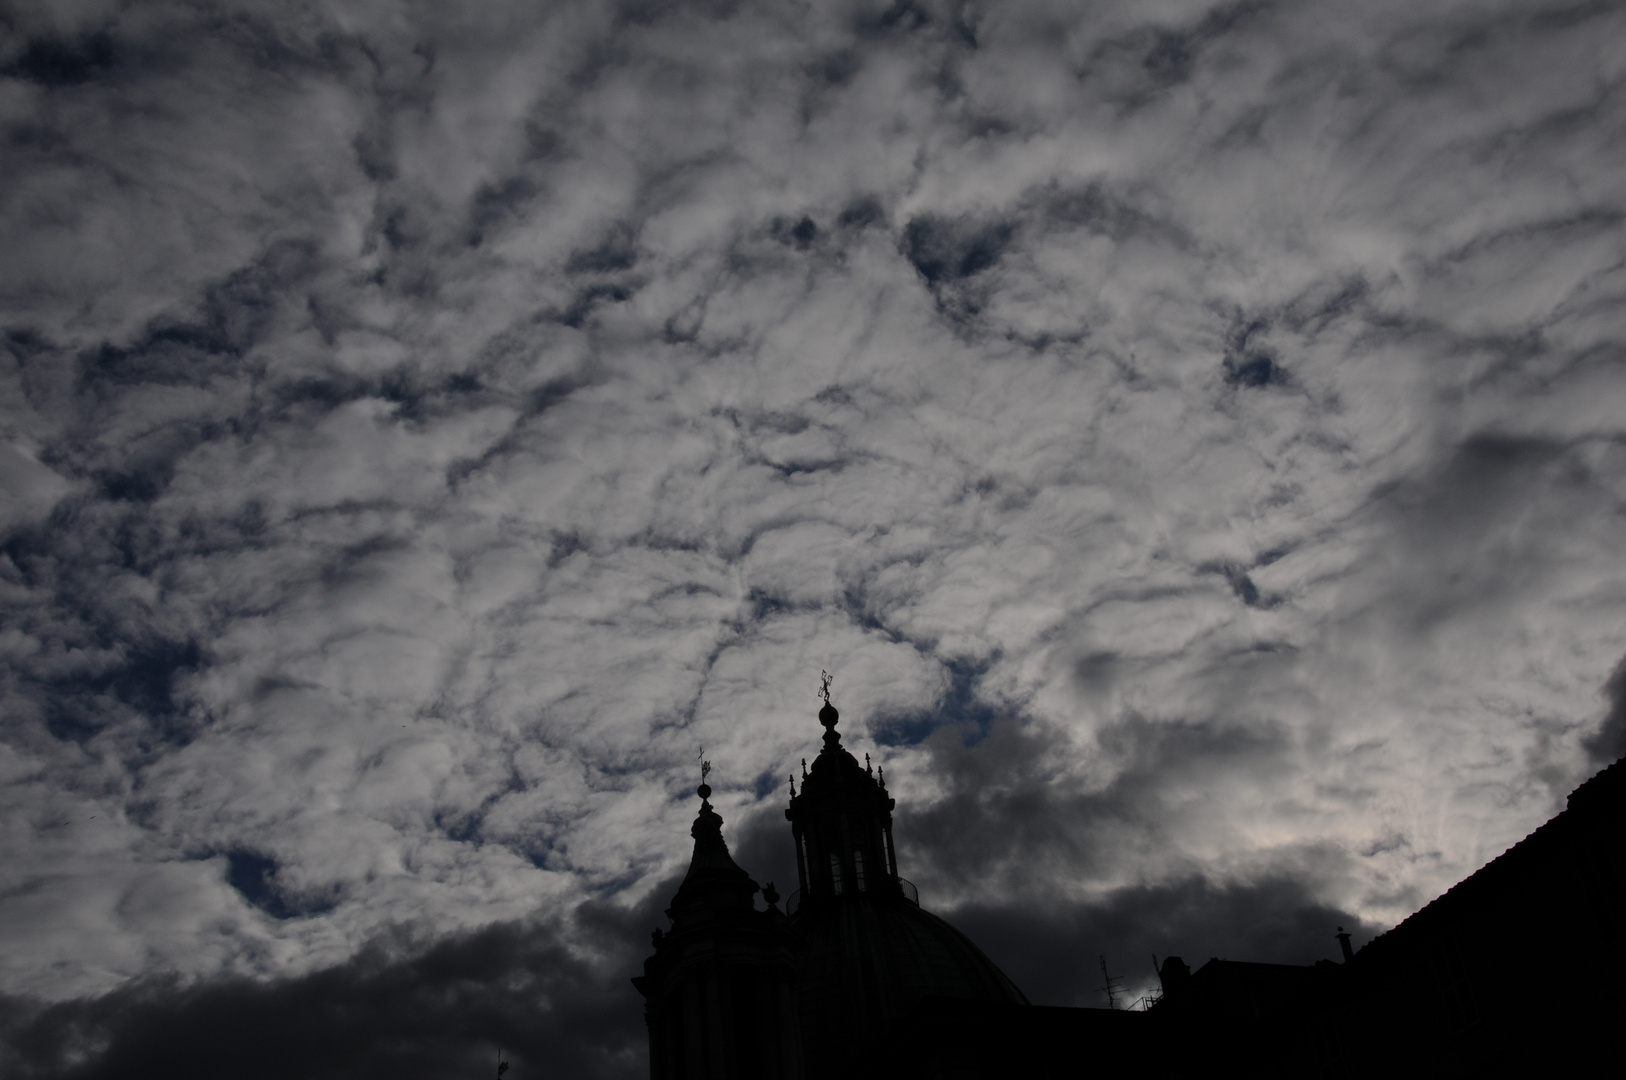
(2, 0, 1625, 1075)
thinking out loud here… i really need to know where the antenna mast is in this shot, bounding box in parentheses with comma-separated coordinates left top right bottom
(1098, 954, 1125, 1010)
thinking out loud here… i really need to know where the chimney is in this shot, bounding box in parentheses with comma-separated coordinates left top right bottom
(1335, 926, 1355, 963)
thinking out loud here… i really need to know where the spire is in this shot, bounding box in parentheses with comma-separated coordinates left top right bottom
(637, 766, 803, 1080)
(686, 779, 731, 871)
(668, 769, 758, 918)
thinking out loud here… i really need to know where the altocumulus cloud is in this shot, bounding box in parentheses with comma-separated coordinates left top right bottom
(3, 0, 1626, 1073)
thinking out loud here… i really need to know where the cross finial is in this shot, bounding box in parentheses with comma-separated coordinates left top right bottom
(695, 749, 714, 802)
(819, 669, 833, 704)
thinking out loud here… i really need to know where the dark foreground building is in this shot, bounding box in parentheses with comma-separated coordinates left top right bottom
(635, 698, 1624, 1078)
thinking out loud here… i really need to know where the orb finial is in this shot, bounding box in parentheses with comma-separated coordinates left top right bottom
(697, 748, 712, 801)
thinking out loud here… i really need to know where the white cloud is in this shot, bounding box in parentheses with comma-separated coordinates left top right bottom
(1, 1, 1623, 1046)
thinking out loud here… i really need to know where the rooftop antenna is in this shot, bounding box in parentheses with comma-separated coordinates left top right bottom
(1098, 954, 1125, 1010)
(1142, 954, 1164, 1010)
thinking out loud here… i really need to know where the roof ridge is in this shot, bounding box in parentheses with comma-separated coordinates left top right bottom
(1358, 755, 1623, 956)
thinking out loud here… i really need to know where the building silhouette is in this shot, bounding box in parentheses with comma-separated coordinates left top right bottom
(631, 775, 803, 1079)
(634, 694, 1025, 1078)
(635, 697, 1624, 1078)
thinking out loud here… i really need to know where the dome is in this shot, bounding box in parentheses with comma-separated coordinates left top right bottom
(806, 742, 862, 779)
(784, 681, 1029, 1071)
(792, 892, 1028, 1068)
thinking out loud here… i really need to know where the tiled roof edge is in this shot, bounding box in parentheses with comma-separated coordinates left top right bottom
(1356, 755, 1624, 959)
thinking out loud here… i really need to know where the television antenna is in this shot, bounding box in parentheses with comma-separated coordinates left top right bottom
(1097, 954, 1125, 1010)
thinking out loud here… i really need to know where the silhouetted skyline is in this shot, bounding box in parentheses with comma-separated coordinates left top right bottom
(3, 2, 1625, 1077)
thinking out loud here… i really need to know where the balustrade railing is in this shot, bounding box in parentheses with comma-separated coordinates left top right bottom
(781, 876, 918, 917)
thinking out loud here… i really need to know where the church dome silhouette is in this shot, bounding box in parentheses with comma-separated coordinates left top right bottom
(634, 676, 1028, 1079)
(793, 886, 1029, 1050)
(785, 686, 1027, 1071)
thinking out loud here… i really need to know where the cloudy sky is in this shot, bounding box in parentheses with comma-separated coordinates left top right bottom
(3, 0, 1625, 1075)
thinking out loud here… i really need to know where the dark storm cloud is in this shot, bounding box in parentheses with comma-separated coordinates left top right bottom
(0, 895, 660, 1080)
(953, 875, 1381, 1007)
(1582, 653, 1626, 764)
(1359, 433, 1606, 645)
(724, 806, 803, 913)
(899, 710, 1299, 899)
(2, 32, 118, 88)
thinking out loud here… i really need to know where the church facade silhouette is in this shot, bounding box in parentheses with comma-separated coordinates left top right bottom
(634, 692, 1624, 1078)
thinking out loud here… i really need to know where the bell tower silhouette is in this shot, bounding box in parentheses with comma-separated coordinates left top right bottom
(633, 761, 803, 1080)
(780, 674, 1026, 1076)
(784, 672, 901, 906)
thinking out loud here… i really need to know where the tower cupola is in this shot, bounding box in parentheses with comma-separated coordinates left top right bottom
(664, 777, 760, 921)
(780, 674, 1028, 1076)
(784, 674, 900, 906)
